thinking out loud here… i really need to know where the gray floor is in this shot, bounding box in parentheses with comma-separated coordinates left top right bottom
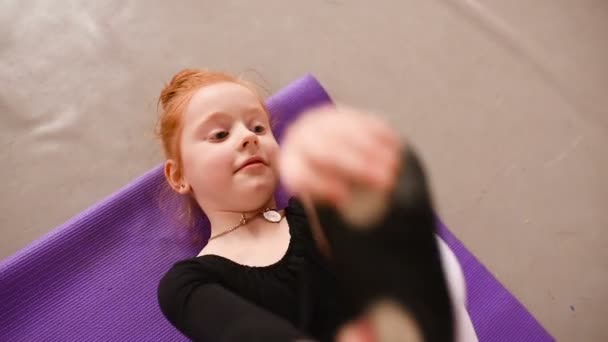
(1, 0, 606, 340)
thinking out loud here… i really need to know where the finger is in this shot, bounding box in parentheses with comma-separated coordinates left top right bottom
(301, 131, 397, 193)
(336, 319, 375, 342)
(336, 324, 364, 342)
(349, 116, 402, 190)
(345, 124, 401, 178)
(358, 113, 401, 149)
(291, 106, 400, 159)
(323, 109, 401, 177)
(293, 130, 368, 182)
(334, 106, 400, 147)
(283, 108, 401, 193)
(280, 150, 350, 206)
(299, 161, 351, 206)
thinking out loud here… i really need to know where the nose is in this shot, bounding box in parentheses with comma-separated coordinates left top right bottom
(238, 126, 259, 151)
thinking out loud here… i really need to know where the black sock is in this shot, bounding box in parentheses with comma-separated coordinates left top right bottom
(315, 147, 455, 342)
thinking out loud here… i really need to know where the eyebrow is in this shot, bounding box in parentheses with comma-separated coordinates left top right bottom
(194, 107, 267, 134)
(195, 112, 230, 132)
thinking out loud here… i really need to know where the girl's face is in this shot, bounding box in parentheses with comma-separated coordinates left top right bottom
(178, 82, 280, 213)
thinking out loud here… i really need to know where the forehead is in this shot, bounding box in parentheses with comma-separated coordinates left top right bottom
(183, 82, 263, 127)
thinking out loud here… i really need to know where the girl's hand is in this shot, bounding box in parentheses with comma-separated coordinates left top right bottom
(279, 105, 401, 207)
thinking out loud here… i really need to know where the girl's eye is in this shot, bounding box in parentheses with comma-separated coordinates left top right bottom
(211, 131, 229, 141)
(253, 124, 266, 134)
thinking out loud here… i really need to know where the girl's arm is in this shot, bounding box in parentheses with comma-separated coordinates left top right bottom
(157, 262, 310, 341)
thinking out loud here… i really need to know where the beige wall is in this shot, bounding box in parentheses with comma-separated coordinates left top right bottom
(1, 0, 606, 340)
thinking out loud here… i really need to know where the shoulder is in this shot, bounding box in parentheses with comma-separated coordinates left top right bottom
(156, 256, 233, 328)
(285, 197, 308, 220)
(285, 197, 332, 262)
(285, 197, 329, 258)
(284, 197, 311, 235)
(157, 256, 225, 304)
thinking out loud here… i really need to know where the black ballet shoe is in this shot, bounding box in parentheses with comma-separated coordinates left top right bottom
(315, 146, 454, 342)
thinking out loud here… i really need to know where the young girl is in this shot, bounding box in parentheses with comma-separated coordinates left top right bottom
(156, 69, 477, 342)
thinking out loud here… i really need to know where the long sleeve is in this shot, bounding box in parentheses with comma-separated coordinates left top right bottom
(157, 260, 311, 342)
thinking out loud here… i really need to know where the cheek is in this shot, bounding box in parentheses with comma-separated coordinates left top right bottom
(183, 144, 234, 185)
(262, 137, 281, 173)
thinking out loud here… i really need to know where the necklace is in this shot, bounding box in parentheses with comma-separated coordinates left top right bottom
(208, 208, 283, 241)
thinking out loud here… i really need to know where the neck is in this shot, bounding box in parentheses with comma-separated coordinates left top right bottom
(206, 197, 277, 238)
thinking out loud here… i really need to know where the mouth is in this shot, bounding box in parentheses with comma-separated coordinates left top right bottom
(235, 156, 267, 173)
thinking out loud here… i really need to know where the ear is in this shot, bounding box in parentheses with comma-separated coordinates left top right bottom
(164, 159, 190, 195)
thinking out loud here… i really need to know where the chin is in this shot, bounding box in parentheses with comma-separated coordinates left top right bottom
(237, 179, 277, 208)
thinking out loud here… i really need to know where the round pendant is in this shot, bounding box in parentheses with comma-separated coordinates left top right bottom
(263, 209, 282, 223)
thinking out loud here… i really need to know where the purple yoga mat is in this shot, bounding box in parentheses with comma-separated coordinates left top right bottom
(0, 75, 552, 341)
